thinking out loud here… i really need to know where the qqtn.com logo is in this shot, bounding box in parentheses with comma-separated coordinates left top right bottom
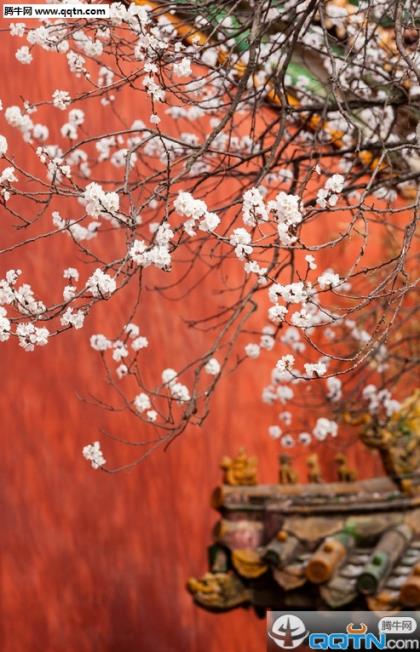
(268, 615, 309, 649)
(269, 616, 389, 650)
(309, 622, 387, 650)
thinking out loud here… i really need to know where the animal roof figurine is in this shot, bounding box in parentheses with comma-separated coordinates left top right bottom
(220, 448, 258, 486)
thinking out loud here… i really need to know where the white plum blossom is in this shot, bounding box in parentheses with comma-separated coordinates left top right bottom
(244, 261, 268, 280)
(317, 175, 345, 208)
(362, 385, 400, 416)
(60, 307, 85, 329)
(112, 341, 129, 361)
(276, 354, 295, 372)
(313, 418, 338, 440)
(90, 334, 112, 351)
(111, 148, 137, 168)
(325, 174, 345, 193)
(277, 385, 294, 404)
(318, 269, 341, 290)
(262, 386, 277, 404)
(96, 136, 116, 162)
(242, 187, 268, 226)
(124, 323, 140, 338)
(281, 434, 295, 448)
(281, 327, 305, 353)
(32, 124, 48, 141)
(10, 23, 26, 37)
(5, 105, 25, 128)
(363, 384, 378, 408)
(204, 358, 221, 375)
(52, 90, 71, 110)
(61, 122, 77, 140)
(0, 307, 11, 342)
(129, 240, 148, 265)
(272, 367, 294, 384)
(142, 75, 165, 103)
(305, 254, 317, 270)
(269, 191, 303, 225)
(291, 307, 317, 329)
(16, 323, 49, 351)
(82, 441, 106, 469)
(147, 410, 158, 422)
(170, 382, 190, 403)
(68, 109, 84, 125)
(324, 327, 336, 341)
(268, 425, 282, 439)
(152, 223, 174, 245)
(86, 269, 116, 297)
(131, 336, 149, 351)
(316, 189, 329, 208)
(326, 377, 342, 401)
(384, 398, 401, 417)
(16, 46, 32, 64)
(17, 292, 45, 317)
(116, 364, 128, 379)
(173, 57, 192, 77)
(162, 368, 178, 387)
(270, 282, 309, 304)
(199, 211, 220, 232)
(282, 282, 311, 303)
(279, 411, 292, 426)
(277, 222, 298, 246)
(266, 191, 303, 245)
(0, 166, 17, 183)
(260, 326, 275, 350)
(83, 182, 119, 217)
(0, 135, 8, 157)
(299, 432, 312, 445)
(244, 343, 260, 359)
(229, 228, 253, 259)
(52, 210, 100, 242)
(63, 267, 79, 282)
(304, 362, 327, 377)
(134, 392, 151, 413)
(67, 50, 86, 75)
(0, 270, 20, 304)
(173, 192, 219, 235)
(147, 245, 172, 270)
(268, 304, 288, 325)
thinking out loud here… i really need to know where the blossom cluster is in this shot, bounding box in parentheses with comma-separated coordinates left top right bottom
(0, 0, 415, 473)
(82, 441, 106, 469)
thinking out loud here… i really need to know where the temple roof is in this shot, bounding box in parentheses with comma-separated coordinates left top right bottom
(188, 470, 420, 614)
(188, 392, 420, 614)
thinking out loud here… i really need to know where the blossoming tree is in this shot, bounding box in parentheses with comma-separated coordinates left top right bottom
(0, 0, 418, 471)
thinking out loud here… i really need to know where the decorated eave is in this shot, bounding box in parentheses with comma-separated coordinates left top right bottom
(187, 392, 420, 614)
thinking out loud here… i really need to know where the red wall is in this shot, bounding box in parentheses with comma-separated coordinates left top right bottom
(0, 30, 384, 652)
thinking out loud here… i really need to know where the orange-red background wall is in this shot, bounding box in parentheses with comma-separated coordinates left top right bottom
(0, 30, 384, 652)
